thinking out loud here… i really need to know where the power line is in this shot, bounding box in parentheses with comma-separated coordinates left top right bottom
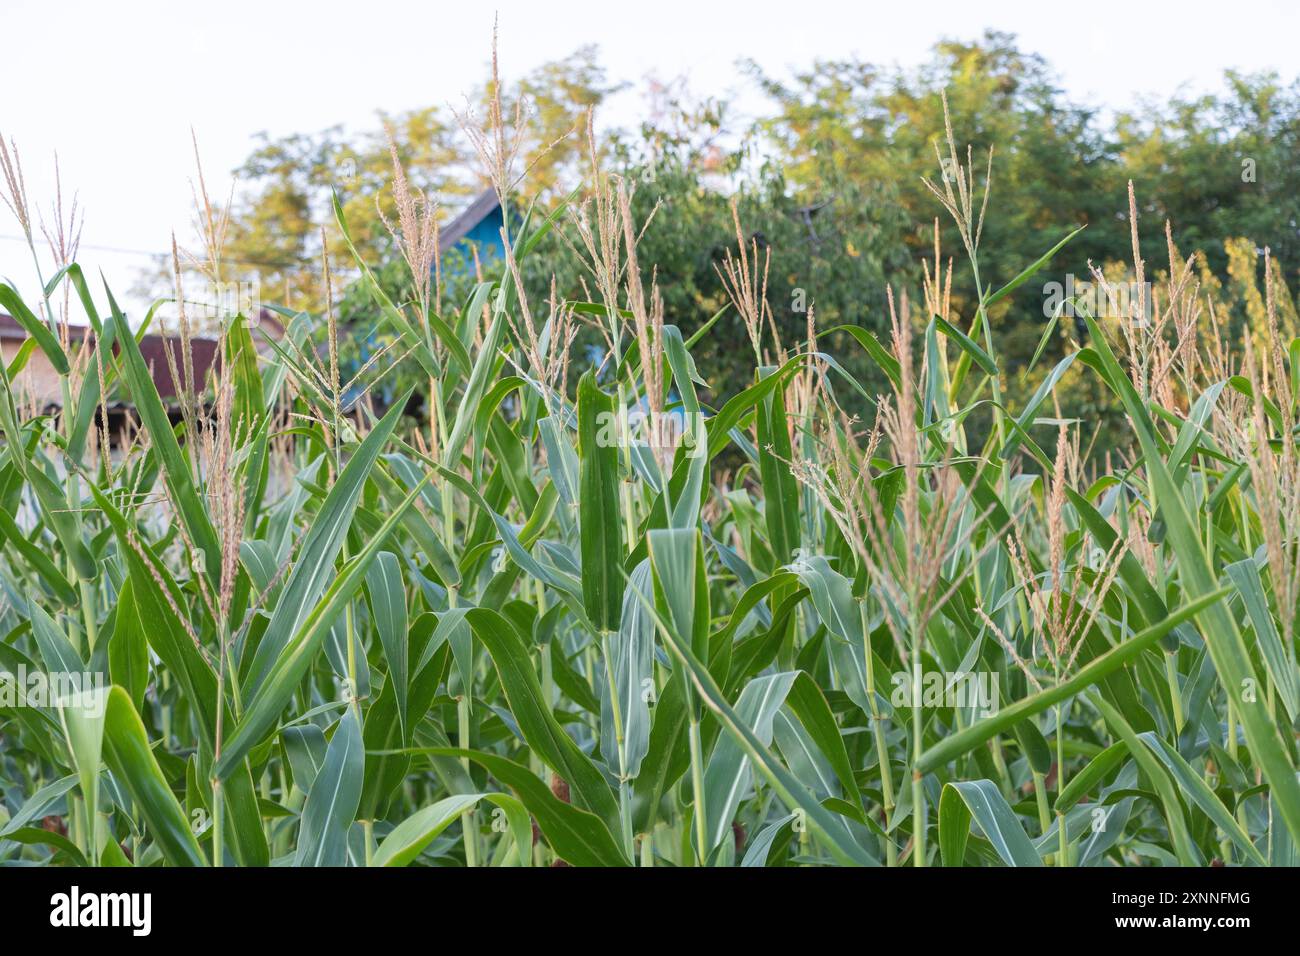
(0, 232, 343, 274)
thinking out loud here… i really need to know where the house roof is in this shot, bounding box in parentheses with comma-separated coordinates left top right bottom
(0, 312, 219, 400)
(252, 308, 287, 342)
(438, 188, 502, 253)
(0, 313, 92, 342)
(137, 336, 220, 399)
(1, 310, 285, 343)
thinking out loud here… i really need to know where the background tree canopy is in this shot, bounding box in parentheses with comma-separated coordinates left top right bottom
(209, 29, 1300, 454)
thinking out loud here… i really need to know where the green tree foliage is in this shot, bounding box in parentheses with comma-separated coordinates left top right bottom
(1118, 71, 1300, 274)
(217, 32, 1300, 447)
(217, 46, 621, 314)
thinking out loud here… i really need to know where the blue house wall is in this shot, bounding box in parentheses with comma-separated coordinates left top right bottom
(344, 192, 506, 410)
(438, 190, 508, 278)
(451, 204, 506, 266)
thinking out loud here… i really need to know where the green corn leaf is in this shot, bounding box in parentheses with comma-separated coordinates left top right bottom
(293, 707, 364, 867)
(577, 371, 622, 631)
(465, 607, 621, 834)
(420, 748, 628, 866)
(107, 296, 221, 586)
(0, 282, 69, 374)
(1055, 741, 1127, 813)
(372, 792, 531, 867)
(1226, 557, 1299, 722)
(215, 469, 430, 778)
(626, 574, 877, 866)
(918, 588, 1230, 772)
(1143, 732, 1265, 866)
(102, 686, 207, 866)
(940, 779, 1042, 867)
(245, 392, 412, 698)
(1089, 691, 1201, 865)
(1081, 310, 1300, 845)
(366, 551, 409, 735)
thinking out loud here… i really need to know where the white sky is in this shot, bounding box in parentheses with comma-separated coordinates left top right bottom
(2, 0, 1297, 314)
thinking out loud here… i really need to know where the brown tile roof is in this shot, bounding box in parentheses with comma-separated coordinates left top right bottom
(0, 313, 220, 400)
(438, 189, 501, 252)
(135, 335, 220, 399)
(0, 312, 92, 342)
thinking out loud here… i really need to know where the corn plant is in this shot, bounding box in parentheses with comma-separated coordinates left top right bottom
(1, 83, 1299, 870)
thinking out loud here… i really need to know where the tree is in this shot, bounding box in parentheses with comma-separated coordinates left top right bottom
(1116, 71, 1300, 286)
(174, 32, 1300, 454)
(204, 46, 622, 317)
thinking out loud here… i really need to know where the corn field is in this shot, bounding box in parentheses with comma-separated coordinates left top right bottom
(1, 90, 1299, 871)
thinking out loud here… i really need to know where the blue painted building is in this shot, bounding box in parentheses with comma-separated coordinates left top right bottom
(343, 189, 506, 411)
(438, 188, 507, 273)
